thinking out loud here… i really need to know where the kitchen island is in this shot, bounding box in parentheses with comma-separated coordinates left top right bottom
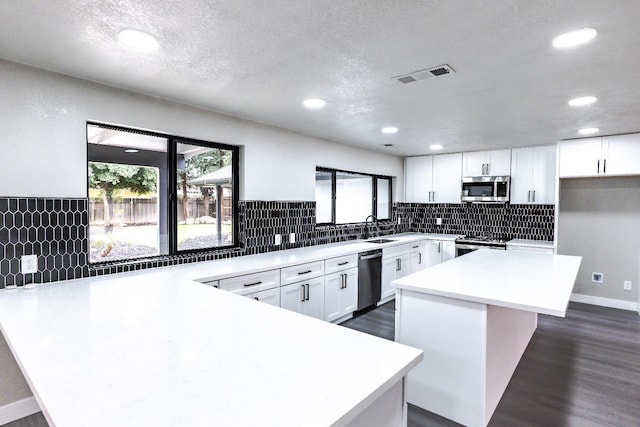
(0, 270, 422, 427)
(392, 249, 581, 427)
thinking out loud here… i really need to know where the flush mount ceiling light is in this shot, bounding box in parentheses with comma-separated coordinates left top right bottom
(578, 127, 599, 135)
(552, 27, 597, 48)
(569, 96, 597, 106)
(125, 149, 139, 153)
(303, 98, 326, 109)
(118, 29, 159, 51)
(429, 144, 444, 150)
(381, 127, 398, 134)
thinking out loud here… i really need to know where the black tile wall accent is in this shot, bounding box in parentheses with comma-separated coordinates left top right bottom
(0, 198, 89, 288)
(395, 203, 555, 241)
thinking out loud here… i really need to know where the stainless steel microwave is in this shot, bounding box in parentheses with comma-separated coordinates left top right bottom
(461, 176, 510, 203)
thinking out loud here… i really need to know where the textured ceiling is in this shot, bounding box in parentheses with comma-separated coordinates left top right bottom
(1, 0, 639, 156)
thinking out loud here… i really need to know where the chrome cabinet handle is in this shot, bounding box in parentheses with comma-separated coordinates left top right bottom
(298, 270, 312, 275)
(306, 284, 310, 301)
(337, 261, 349, 266)
(396, 259, 401, 271)
(532, 190, 536, 202)
(438, 242, 441, 253)
(432, 191, 435, 202)
(527, 190, 531, 202)
(597, 159, 600, 174)
(418, 252, 422, 264)
(243, 281, 262, 287)
(301, 284, 306, 302)
(603, 159, 606, 173)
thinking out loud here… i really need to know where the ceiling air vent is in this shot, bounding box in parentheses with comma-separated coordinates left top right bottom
(393, 64, 455, 84)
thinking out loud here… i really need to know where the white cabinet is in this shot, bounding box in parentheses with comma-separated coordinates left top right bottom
(510, 146, 556, 204)
(217, 269, 280, 296)
(405, 153, 462, 203)
(381, 244, 413, 302)
(324, 268, 358, 322)
(422, 239, 456, 268)
(246, 287, 281, 306)
(280, 277, 325, 320)
(559, 134, 640, 178)
(463, 149, 511, 176)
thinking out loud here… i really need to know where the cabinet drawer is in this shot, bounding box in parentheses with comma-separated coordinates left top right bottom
(383, 243, 412, 258)
(281, 261, 324, 285)
(325, 254, 358, 274)
(219, 269, 281, 295)
(507, 245, 554, 254)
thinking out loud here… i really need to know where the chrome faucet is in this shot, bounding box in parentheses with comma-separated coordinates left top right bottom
(363, 214, 377, 239)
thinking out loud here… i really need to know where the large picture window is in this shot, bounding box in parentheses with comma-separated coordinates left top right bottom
(315, 167, 392, 225)
(87, 123, 238, 263)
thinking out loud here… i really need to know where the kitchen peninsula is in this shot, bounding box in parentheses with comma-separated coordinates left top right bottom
(0, 269, 422, 427)
(392, 249, 581, 427)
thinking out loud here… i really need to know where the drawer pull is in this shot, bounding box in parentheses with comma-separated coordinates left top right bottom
(337, 261, 349, 266)
(243, 281, 262, 287)
(297, 270, 312, 275)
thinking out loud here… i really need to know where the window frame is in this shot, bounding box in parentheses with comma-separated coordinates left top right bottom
(315, 166, 393, 226)
(87, 121, 240, 264)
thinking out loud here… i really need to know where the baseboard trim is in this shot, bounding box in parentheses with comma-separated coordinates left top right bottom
(0, 397, 39, 425)
(570, 293, 639, 312)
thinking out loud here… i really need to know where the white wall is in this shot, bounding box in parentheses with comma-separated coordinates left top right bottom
(558, 177, 640, 303)
(0, 59, 404, 200)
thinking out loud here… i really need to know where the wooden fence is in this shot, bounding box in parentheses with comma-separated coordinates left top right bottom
(89, 198, 233, 224)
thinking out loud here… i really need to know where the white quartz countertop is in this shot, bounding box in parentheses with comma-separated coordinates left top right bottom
(392, 249, 581, 317)
(506, 239, 555, 249)
(0, 273, 423, 426)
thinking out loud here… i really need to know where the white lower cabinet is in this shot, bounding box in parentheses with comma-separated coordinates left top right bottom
(280, 277, 325, 320)
(324, 268, 358, 322)
(381, 245, 412, 302)
(421, 239, 456, 269)
(246, 287, 281, 306)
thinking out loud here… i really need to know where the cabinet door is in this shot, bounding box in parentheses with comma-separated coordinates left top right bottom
(432, 153, 463, 203)
(486, 149, 512, 176)
(423, 240, 443, 268)
(381, 257, 398, 300)
(510, 148, 535, 204)
(405, 156, 433, 202)
(247, 287, 281, 307)
(302, 278, 325, 320)
(280, 282, 304, 314)
(441, 241, 456, 263)
(531, 145, 556, 204)
(396, 253, 412, 279)
(408, 243, 422, 274)
(558, 138, 602, 177)
(462, 151, 487, 176)
(324, 272, 343, 322)
(603, 134, 640, 176)
(340, 269, 358, 316)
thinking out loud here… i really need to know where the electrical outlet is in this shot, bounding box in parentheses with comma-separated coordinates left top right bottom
(397, 217, 402, 225)
(624, 281, 632, 291)
(436, 218, 442, 226)
(21, 255, 38, 274)
(591, 272, 603, 284)
(274, 234, 282, 245)
(289, 233, 296, 244)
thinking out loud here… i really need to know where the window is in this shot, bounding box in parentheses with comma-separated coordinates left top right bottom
(87, 123, 238, 263)
(315, 167, 392, 225)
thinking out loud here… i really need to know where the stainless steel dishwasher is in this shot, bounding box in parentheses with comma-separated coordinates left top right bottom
(357, 249, 382, 310)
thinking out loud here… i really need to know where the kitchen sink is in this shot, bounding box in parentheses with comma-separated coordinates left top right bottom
(366, 238, 397, 244)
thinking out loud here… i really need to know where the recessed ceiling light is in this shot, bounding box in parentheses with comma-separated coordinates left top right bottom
(430, 144, 444, 150)
(552, 28, 597, 48)
(303, 98, 326, 109)
(568, 96, 597, 106)
(381, 127, 398, 134)
(118, 29, 159, 51)
(125, 149, 139, 153)
(578, 127, 599, 135)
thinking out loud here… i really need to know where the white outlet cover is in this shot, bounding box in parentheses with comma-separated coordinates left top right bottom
(274, 234, 282, 245)
(289, 233, 296, 244)
(624, 281, 632, 290)
(436, 218, 443, 225)
(21, 255, 38, 274)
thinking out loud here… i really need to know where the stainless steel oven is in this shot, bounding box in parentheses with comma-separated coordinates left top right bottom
(455, 236, 507, 257)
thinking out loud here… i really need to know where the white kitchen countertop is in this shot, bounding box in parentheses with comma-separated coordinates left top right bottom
(391, 249, 581, 317)
(506, 239, 555, 249)
(0, 272, 423, 426)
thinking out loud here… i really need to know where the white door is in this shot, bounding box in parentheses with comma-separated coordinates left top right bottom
(324, 272, 343, 322)
(432, 153, 463, 203)
(340, 269, 358, 315)
(603, 134, 640, 176)
(280, 282, 304, 314)
(510, 147, 535, 204)
(531, 145, 557, 204)
(301, 277, 325, 320)
(405, 156, 433, 202)
(558, 138, 602, 177)
(462, 151, 488, 176)
(248, 287, 281, 307)
(486, 149, 512, 176)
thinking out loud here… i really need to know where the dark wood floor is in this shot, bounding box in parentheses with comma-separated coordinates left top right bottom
(341, 301, 640, 427)
(5, 302, 640, 427)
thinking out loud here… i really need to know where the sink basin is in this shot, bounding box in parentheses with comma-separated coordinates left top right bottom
(366, 238, 397, 244)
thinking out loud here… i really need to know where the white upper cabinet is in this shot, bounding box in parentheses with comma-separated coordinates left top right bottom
(405, 153, 462, 203)
(462, 149, 511, 176)
(510, 146, 556, 204)
(558, 134, 640, 178)
(405, 156, 433, 203)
